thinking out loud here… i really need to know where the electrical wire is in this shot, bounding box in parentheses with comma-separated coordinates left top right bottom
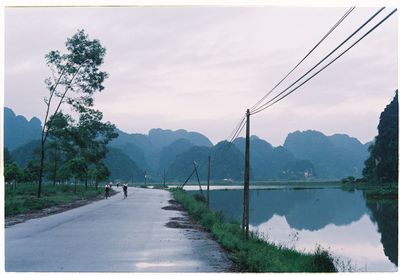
(250, 6, 356, 112)
(251, 7, 386, 114)
(251, 8, 397, 115)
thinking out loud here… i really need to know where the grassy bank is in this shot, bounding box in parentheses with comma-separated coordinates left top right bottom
(5, 183, 107, 216)
(340, 181, 398, 202)
(171, 188, 336, 272)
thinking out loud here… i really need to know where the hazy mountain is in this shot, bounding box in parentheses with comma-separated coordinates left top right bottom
(167, 141, 244, 182)
(4, 107, 41, 150)
(104, 147, 144, 182)
(284, 130, 369, 179)
(11, 139, 41, 168)
(234, 136, 315, 180)
(158, 138, 194, 176)
(5, 107, 370, 181)
(110, 129, 159, 173)
(149, 128, 212, 149)
(111, 128, 213, 177)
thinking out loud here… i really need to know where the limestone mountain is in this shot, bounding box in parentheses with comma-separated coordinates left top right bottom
(284, 130, 369, 179)
(4, 107, 41, 150)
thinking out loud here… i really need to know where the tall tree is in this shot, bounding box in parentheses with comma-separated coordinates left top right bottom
(71, 108, 118, 190)
(38, 30, 108, 197)
(363, 90, 398, 183)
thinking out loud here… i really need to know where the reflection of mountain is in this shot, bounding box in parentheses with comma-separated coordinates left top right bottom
(365, 199, 398, 266)
(207, 188, 368, 231)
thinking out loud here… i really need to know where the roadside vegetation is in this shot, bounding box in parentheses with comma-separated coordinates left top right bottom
(5, 183, 111, 217)
(171, 188, 337, 272)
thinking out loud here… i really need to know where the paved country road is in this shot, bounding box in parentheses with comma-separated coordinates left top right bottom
(5, 188, 233, 272)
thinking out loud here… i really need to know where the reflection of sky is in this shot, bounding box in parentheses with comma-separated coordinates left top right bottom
(253, 214, 397, 272)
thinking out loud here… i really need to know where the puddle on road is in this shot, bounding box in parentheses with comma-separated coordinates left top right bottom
(162, 200, 185, 211)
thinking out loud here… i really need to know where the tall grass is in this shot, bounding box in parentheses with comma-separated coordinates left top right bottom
(172, 188, 336, 272)
(5, 183, 104, 216)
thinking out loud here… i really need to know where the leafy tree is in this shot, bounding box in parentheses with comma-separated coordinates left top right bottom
(45, 112, 74, 186)
(90, 162, 110, 189)
(4, 148, 14, 166)
(57, 162, 73, 184)
(38, 29, 108, 197)
(24, 161, 41, 184)
(68, 157, 86, 193)
(5, 162, 20, 184)
(70, 108, 118, 189)
(363, 91, 398, 183)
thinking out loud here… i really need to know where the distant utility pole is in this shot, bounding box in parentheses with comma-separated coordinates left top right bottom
(242, 109, 250, 240)
(207, 156, 211, 209)
(193, 161, 204, 198)
(163, 169, 166, 188)
(144, 171, 147, 185)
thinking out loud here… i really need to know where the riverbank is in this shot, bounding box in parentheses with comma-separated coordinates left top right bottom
(171, 188, 337, 272)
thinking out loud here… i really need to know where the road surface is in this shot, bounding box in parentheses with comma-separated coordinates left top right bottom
(5, 187, 233, 272)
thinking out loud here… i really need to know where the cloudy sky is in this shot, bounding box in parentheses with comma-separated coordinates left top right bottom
(4, 4, 398, 146)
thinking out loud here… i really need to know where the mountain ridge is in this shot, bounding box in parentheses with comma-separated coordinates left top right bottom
(4, 107, 371, 181)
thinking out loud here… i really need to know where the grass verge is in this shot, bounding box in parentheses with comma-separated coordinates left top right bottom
(171, 188, 336, 272)
(5, 183, 107, 217)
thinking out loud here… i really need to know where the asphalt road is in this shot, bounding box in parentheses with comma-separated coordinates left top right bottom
(5, 187, 233, 272)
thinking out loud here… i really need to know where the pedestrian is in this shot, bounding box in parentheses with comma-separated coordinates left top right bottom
(117, 183, 119, 188)
(104, 184, 110, 199)
(123, 183, 128, 199)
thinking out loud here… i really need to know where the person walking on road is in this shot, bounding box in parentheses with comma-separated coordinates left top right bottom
(123, 183, 128, 199)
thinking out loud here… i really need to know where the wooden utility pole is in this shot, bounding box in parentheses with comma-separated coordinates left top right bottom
(242, 109, 250, 239)
(207, 156, 211, 209)
(193, 161, 204, 198)
(163, 169, 166, 188)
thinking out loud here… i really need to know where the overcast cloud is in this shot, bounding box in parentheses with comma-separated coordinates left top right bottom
(4, 6, 398, 146)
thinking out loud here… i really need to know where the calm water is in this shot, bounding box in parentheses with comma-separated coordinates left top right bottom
(190, 188, 398, 272)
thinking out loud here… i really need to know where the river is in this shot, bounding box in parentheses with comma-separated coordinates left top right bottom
(187, 186, 397, 272)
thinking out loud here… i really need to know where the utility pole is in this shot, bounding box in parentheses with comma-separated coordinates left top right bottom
(242, 109, 250, 239)
(207, 156, 211, 209)
(163, 169, 166, 188)
(144, 171, 147, 185)
(193, 161, 204, 198)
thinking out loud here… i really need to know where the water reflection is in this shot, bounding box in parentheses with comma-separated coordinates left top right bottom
(198, 188, 397, 272)
(364, 197, 398, 266)
(208, 188, 367, 230)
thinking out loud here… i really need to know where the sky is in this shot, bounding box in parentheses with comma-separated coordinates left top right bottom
(3, 4, 398, 146)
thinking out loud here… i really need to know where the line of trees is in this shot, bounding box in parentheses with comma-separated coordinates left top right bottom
(4, 109, 118, 191)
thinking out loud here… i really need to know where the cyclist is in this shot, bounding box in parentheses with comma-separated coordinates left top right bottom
(104, 184, 110, 199)
(123, 183, 128, 199)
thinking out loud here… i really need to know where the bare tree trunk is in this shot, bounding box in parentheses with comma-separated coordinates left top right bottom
(52, 148, 58, 187)
(38, 140, 45, 198)
(85, 172, 88, 190)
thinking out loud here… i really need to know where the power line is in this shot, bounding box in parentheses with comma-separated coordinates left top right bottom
(251, 7, 385, 114)
(220, 7, 356, 157)
(251, 8, 397, 115)
(250, 6, 355, 112)
(226, 114, 246, 143)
